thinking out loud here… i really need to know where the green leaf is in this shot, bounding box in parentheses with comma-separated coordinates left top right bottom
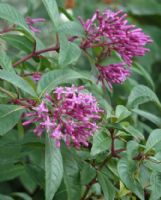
(20, 170, 37, 193)
(100, 50, 123, 66)
(0, 104, 24, 136)
(26, 164, 45, 189)
(132, 109, 161, 127)
(0, 164, 24, 182)
(0, 86, 17, 99)
(58, 21, 84, 37)
(61, 145, 81, 200)
(117, 158, 144, 200)
(133, 62, 155, 90)
(127, 0, 161, 15)
(54, 181, 67, 200)
(12, 193, 32, 200)
(0, 52, 15, 73)
(59, 33, 81, 66)
(145, 129, 161, 153)
(0, 34, 33, 53)
(127, 141, 139, 159)
(98, 172, 116, 200)
(80, 162, 96, 185)
(45, 134, 63, 200)
(89, 85, 112, 117)
(0, 130, 22, 164)
(150, 172, 161, 200)
(123, 125, 144, 141)
(145, 153, 161, 173)
(0, 194, 14, 200)
(115, 105, 131, 122)
(42, 0, 60, 28)
(0, 3, 32, 36)
(0, 70, 37, 97)
(0, 142, 21, 165)
(91, 130, 111, 156)
(127, 85, 161, 108)
(139, 165, 150, 189)
(37, 69, 95, 97)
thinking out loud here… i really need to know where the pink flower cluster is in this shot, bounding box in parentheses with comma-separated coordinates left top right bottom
(79, 9, 152, 87)
(23, 86, 102, 148)
(26, 17, 45, 33)
(97, 63, 130, 89)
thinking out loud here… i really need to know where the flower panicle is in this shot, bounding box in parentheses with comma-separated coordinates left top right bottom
(79, 9, 152, 64)
(23, 86, 103, 148)
(79, 9, 152, 87)
(97, 63, 130, 89)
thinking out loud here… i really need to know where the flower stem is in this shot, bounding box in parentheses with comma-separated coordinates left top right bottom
(0, 25, 16, 34)
(13, 45, 59, 67)
(81, 177, 97, 200)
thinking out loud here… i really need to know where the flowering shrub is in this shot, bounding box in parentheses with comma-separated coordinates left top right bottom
(0, 0, 161, 200)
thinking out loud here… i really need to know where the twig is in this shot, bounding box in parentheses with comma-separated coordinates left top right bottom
(98, 154, 112, 171)
(12, 99, 33, 109)
(13, 45, 59, 67)
(133, 152, 146, 161)
(0, 25, 16, 34)
(81, 177, 97, 200)
(81, 128, 126, 199)
(110, 128, 121, 158)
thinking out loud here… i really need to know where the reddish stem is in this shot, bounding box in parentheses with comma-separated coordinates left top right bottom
(0, 25, 16, 34)
(12, 99, 35, 109)
(115, 148, 126, 153)
(110, 129, 121, 158)
(81, 177, 97, 200)
(12, 99, 30, 108)
(13, 34, 79, 67)
(13, 46, 59, 67)
(133, 152, 146, 161)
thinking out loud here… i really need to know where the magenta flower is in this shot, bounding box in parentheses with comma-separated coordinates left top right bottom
(79, 9, 152, 66)
(33, 102, 48, 116)
(97, 63, 130, 89)
(23, 86, 103, 148)
(26, 17, 45, 33)
(32, 72, 42, 81)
